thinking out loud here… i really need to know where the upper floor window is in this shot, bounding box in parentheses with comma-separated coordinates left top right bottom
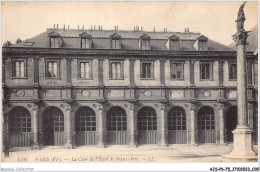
(109, 61, 124, 79)
(79, 61, 92, 79)
(170, 40, 179, 51)
(141, 40, 150, 50)
(229, 63, 237, 80)
(198, 41, 207, 51)
(111, 39, 121, 49)
(200, 62, 213, 80)
(13, 61, 26, 78)
(171, 62, 184, 80)
(81, 38, 91, 49)
(46, 60, 59, 78)
(50, 37, 59, 48)
(141, 61, 154, 79)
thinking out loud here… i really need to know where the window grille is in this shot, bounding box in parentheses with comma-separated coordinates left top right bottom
(138, 107, 157, 131)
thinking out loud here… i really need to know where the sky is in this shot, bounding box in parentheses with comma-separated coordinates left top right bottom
(1, 1, 258, 46)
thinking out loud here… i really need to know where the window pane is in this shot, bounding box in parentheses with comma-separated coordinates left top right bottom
(15, 62, 20, 77)
(20, 62, 25, 77)
(116, 63, 121, 78)
(112, 63, 116, 78)
(85, 62, 90, 78)
(53, 62, 58, 77)
(82, 39, 86, 48)
(51, 38, 55, 48)
(55, 38, 59, 48)
(80, 63, 85, 78)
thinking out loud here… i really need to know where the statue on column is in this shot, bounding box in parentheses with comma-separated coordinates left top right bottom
(235, 2, 246, 31)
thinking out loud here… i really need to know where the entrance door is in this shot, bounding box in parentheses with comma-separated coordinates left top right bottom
(107, 107, 127, 145)
(138, 107, 157, 145)
(42, 107, 65, 146)
(198, 106, 216, 143)
(226, 106, 237, 142)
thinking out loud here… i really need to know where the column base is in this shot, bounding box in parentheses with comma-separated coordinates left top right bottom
(191, 143, 198, 146)
(31, 144, 40, 150)
(160, 142, 168, 147)
(222, 126, 257, 162)
(65, 141, 73, 149)
(128, 142, 137, 148)
(96, 143, 106, 148)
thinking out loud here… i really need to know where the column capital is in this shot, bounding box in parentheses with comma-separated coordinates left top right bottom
(32, 108, 39, 112)
(248, 103, 254, 109)
(66, 57, 72, 62)
(98, 58, 104, 61)
(66, 108, 72, 111)
(160, 104, 166, 111)
(129, 104, 135, 111)
(33, 57, 39, 60)
(98, 104, 104, 111)
(190, 104, 197, 111)
(219, 104, 225, 110)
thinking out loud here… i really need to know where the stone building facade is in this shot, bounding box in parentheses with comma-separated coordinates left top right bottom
(2, 26, 258, 149)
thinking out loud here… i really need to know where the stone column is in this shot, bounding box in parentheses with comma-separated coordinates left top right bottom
(160, 104, 167, 147)
(97, 104, 105, 147)
(129, 104, 137, 147)
(219, 104, 225, 145)
(190, 104, 197, 146)
(65, 107, 72, 148)
(31, 107, 40, 149)
(223, 15, 256, 160)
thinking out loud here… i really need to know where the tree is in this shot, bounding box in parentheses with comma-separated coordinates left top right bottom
(15, 38, 22, 44)
(3, 40, 12, 47)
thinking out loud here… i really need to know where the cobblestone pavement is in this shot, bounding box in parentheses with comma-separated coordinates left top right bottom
(1, 144, 258, 163)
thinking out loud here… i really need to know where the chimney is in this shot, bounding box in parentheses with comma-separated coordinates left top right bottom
(91, 25, 93, 30)
(78, 25, 79, 29)
(154, 27, 155, 32)
(94, 25, 96, 30)
(141, 27, 143, 31)
(57, 24, 59, 29)
(164, 28, 167, 32)
(54, 24, 56, 28)
(134, 26, 135, 31)
(68, 25, 69, 29)
(101, 25, 102, 30)
(185, 28, 189, 32)
(82, 25, 84, 29)
(63, 24, 65, 30)
(115, 26, 118, 31)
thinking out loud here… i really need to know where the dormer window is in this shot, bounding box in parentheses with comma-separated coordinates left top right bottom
(79, 32, 92, 49)
(51, 37, 59, 48)
(193, 35, 208, 51)
(167, 35, 180, 51)
(139, 34, 151, 50)
(48, 31, 63, 48)
(110, 33, 121, 49)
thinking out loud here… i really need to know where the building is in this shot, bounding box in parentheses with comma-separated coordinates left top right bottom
(2, 25, 258, 149)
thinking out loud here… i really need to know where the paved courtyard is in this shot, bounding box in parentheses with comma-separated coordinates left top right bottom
(1, 144, 258, 163)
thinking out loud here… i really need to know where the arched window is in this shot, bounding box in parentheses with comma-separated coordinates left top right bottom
(107, 107, 127, 131)
(168, 106, 186, 131)
(198, 106, 215, 130)
(9, 107, 31, 133)
(138, 107, 157, 131)
(76, 107, 96, 131)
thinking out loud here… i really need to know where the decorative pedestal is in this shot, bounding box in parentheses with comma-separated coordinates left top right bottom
(222, 126, 257, 162)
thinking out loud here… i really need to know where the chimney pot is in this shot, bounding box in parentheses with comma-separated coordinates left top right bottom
(185, 28, 189, 32)
(83, 25, 84, 29)
(64, 24, 65, 29)
(54, 24, 56, 28)
(68, 25, 69, 29)
(154, 27, 155, 32)
(141, 27, 143, 31)
(57, 24, 59, 29)
(78, 25, 79, 29)
(94, 25, 96, 30)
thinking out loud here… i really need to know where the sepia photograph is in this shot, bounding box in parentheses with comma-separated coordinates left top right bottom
(1, 0, 259, 171)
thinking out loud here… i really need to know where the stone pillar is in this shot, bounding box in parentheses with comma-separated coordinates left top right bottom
(129, 59, 135, 87)
(190, 104, 197, 146)
(223, 15, 256, 160)
(97, 104, 105, 147)
(219, 104, 225, 145)
(160, 104, 167, 147)
(189, 60, 195, 86)
(65, 107, 72, 148)
(129, 104, 137, 147)
(31, 107, 39, 149)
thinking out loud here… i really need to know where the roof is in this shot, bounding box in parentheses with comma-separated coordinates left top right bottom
(229, 25, 258, 54)
(11, 28, 234, 51)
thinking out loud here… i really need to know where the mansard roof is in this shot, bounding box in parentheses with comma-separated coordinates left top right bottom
(10, 27, 234, 51)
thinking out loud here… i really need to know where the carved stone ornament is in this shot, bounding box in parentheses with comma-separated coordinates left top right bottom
(93, 104, 97, 108)
(60, 104, 65, 108)
(203, 90, 211, 97)
(27, 104, 32, 108)
(124, 104, 128, 108)
(16, 89, 25, 97)
(154, 104, 159, 108)
(144, 90, 152, 97)
(81, 90, 90, 97)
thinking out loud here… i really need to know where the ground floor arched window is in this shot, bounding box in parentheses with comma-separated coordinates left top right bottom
(198, 106, 216, 143)
(168, 106, 187, 144)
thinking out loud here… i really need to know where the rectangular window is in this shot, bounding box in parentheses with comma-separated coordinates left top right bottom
(81, 38, 91, 49)
(170, 40, 179, 51)
(112, 39, 120, 49)
(229, 63, 237, 80)
(171, 62, 184, 80)
(141, 40, 150, 50)
(200, 63, 213, 80)
(46, 61, 58, 78)
(110, 61, 123, 79)
(13, 61, 25, 77)
(141, 62, 154, 79)
(80, 62, 92, 79)
(199, 41, 207, 51)
(50, 37, 59, 48)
